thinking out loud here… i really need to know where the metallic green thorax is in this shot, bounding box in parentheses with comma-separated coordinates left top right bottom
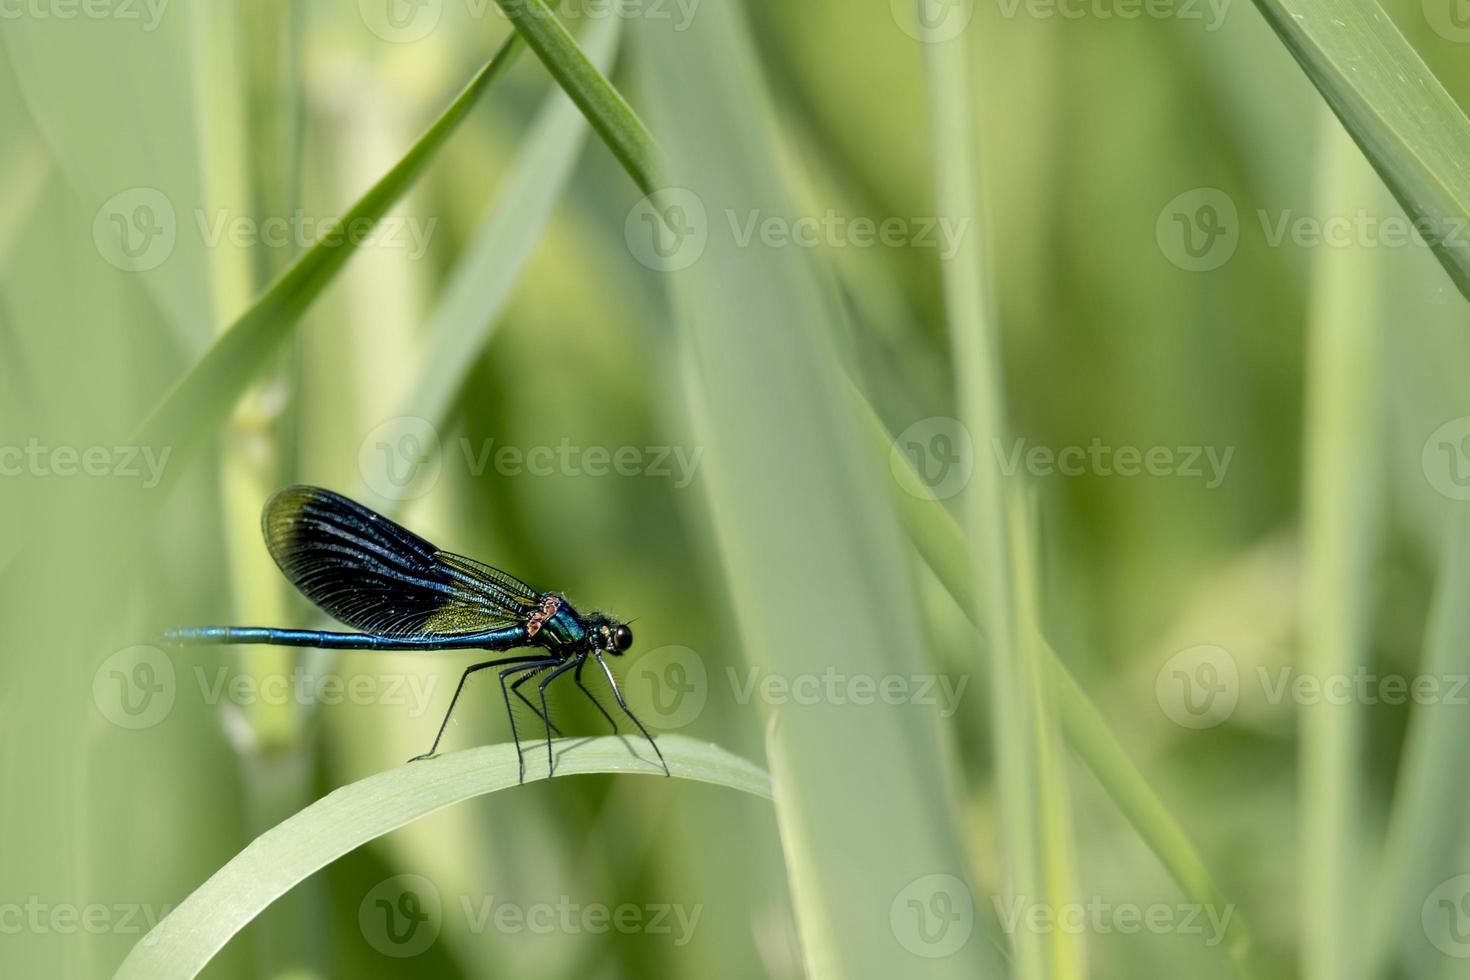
(541, 599, 589, 648)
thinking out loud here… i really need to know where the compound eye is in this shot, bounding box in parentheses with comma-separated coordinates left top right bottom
(613, 625, 633, 652)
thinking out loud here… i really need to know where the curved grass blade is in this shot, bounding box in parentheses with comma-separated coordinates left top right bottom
(132, 32, 526, 485)
(1248, 0, 1470, 300)
(110, 736, 768, 980)
(492, 0, 659, 193)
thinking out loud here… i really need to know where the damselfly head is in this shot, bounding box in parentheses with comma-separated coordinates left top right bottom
(588, 615, 634, 655)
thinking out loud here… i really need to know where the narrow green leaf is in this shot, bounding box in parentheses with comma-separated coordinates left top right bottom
(1249, 0, 1470, 299)
(1299, 109, 1384, 980)
(1009, 492, 1086, 980)
(133, 33, 526, 483)
(110, 736, 768, 980)
(920, 24, 1046, 980)
(494, 0, 659, 194)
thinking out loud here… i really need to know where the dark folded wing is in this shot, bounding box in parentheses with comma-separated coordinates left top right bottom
(262, 486, 543, 638)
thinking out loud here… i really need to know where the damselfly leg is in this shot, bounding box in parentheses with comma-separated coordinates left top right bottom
(594, 650, 670, 777)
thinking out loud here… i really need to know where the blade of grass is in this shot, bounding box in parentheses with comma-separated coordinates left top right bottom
(110, 736, 768, 980)
(636, 5, 1006, 976)
(1008, 490, 1086, 980)
(132, 32, 526, 487)
(1299, 108, 1383, 980)
(919, 22, 1046, 980)
(493, 0, 658, 193)
(1247, 0, 1470, 300)
(1368, 511, 1470, 979)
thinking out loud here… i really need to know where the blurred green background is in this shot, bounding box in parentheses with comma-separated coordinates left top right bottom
(4, 0, 1470, 977)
